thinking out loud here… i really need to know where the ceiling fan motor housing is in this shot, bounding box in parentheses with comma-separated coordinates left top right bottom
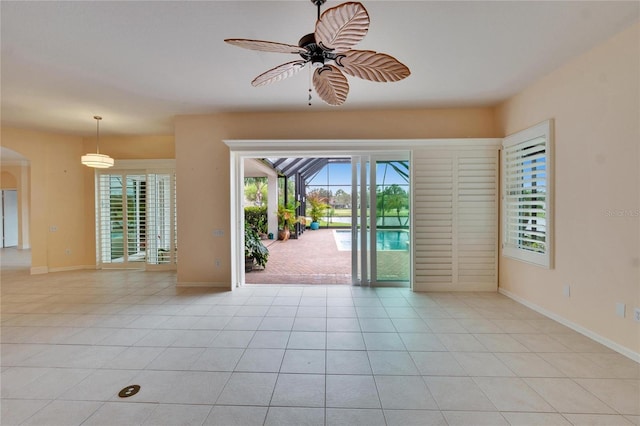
(298, 32, 339, 68)
(299, 33, 323, 67)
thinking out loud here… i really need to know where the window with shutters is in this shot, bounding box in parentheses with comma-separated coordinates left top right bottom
(502, 120, 554, 268)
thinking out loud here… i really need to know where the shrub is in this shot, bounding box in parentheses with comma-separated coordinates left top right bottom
(245, 221, 269, 268)
(244, 206, 268, 235)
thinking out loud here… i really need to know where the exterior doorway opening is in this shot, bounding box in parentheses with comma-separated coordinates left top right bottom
(227, 140, 412, 289)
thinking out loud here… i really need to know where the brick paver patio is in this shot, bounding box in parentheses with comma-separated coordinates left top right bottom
(245, 228, 352, 285)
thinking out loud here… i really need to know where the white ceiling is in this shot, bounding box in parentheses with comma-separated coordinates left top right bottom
(1, 1, 638, 136)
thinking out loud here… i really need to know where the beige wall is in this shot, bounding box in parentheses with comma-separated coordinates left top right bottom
(88, 135, 174, 159)
(1, 127, 174, 272)
(1, 128, 88, 271)
(1, 170, 18, 188)
(175, 108, 498, 286)
(496, 23, 640, 354)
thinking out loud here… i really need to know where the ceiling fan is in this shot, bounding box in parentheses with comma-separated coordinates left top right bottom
(224, 0, 410, 106)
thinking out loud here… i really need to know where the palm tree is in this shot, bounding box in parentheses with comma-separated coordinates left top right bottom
(377, 184, 408, 226)
(244, 177, 268, 206)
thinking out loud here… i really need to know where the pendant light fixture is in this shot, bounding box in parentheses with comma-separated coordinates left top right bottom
(81, 115, 114, 168)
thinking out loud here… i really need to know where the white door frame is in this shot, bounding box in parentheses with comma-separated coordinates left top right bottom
(226, 140, 415, 289)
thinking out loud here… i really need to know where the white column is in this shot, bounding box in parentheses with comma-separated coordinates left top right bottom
(268, 174, 278, 238)
(19, 164, 30, 249)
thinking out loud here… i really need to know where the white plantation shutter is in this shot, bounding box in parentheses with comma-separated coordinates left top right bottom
(97, 172, 146, 265)
(413, 153, 454, 287)
(457, 154, 498, 287)
(126, 174, 147, 263)
(97, 174, 123, 264)
(96, 161, 176, 269)
(502, 120, 553, 268)
(413, 148, 498, 291)
(146, 172, 177, 266)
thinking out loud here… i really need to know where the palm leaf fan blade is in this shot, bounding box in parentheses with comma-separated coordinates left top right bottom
(315, 2, 369, 53)
(252, 61, 307, 87)
(224, 39, 307, 54)
(337, 50, 410, 82)
(313, 65, 349, 106)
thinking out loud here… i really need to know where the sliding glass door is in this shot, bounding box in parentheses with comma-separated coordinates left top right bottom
(373, 159, 410, 282)
(352, 153, 411, 286)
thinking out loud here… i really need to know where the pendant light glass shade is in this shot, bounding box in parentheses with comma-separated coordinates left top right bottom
(82, 116, 114, 168)
(81, 153, 114, 168)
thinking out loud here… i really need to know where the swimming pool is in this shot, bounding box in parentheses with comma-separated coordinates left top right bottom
(333, 229, 409, 251)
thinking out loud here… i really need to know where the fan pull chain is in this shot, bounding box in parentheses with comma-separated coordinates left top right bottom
(308, 66, 312, 106)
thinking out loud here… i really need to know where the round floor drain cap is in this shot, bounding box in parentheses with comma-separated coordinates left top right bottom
(118, 385, 140, 398)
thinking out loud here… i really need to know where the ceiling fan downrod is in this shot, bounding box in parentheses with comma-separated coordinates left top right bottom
(300, 0, 341, 69)
(311, 0, 327, 20)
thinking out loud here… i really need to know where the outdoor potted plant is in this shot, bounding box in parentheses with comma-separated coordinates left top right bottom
(245, 222, 269, 272)
(307, 193, 329, 230)
(277, 203, 297, 241)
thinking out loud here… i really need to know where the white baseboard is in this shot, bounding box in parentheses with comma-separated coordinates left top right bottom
(177, 281, 231, 289)
(30, 266, 48, 275)
(48, 265, 89, 273)
(499, 287, 640, 363)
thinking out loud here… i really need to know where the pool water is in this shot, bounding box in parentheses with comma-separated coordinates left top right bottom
(333, 229, 409, 251)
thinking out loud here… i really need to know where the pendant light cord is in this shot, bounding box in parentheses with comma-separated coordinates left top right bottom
(94, 115, 102, 154)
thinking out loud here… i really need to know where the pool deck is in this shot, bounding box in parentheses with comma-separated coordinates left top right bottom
(245, 228, 352, 285)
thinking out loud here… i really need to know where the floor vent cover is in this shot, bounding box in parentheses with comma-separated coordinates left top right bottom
(118, 385, 141, 398)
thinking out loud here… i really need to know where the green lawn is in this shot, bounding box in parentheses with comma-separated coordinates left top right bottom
(324, 208, 409, 217)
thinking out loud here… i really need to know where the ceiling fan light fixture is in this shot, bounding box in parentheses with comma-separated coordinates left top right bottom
(81, 116, 114, 169)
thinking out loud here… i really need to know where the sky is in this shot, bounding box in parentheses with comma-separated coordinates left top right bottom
(307, 161, 409, 195)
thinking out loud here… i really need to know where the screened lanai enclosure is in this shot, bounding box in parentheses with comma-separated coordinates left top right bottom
(243, 155, 411, 285)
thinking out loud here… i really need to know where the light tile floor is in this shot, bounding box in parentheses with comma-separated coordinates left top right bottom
(1, 268, 639, 425)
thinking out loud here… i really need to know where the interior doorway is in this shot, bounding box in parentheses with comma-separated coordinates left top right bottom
(244, 157, 353, 285)
(1, 190, 19, 248)
(0, 147, 31, 273)
(227, 140, 412, 289)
